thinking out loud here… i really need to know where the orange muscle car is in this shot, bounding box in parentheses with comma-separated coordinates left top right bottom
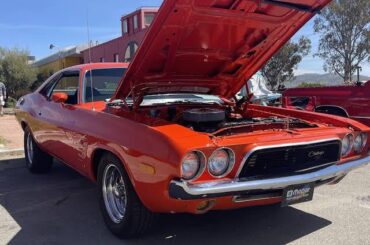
(16, 0, 370, 238)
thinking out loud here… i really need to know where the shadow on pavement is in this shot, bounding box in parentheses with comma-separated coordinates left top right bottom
(0, 158, 331, 245)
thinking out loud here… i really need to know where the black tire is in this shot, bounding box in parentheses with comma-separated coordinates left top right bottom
(24, 127, 53, 173)
(97, 153, 156, 239)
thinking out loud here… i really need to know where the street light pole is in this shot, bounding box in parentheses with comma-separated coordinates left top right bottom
(49, 44, 63, 70)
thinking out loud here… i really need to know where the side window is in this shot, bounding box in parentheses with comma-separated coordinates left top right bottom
(39, 74, 61, 97)
(50, 73, 80, 105)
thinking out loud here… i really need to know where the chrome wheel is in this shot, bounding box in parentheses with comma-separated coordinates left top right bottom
(102, 164, 127, 224)
(26, 133, 34, 166)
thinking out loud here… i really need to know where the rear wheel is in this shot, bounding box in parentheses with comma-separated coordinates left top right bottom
(97, 153, 156, 239)
(24, 127, 53, 173)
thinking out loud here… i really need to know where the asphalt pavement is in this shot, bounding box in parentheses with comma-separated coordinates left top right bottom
(0, 157, 369, 245)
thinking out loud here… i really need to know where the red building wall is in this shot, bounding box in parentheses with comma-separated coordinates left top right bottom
(82, 7, 158, 64)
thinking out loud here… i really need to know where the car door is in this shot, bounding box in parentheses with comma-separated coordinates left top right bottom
(36, 70, 86, 171)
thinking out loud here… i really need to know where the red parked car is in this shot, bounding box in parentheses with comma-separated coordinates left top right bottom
(15, 0, 370, 238)
(283, 81, 370, 126)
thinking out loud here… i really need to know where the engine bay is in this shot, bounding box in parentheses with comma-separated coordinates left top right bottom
(143, 105, 318, 136)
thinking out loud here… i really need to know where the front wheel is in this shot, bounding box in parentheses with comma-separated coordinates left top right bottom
(24, 127, 53, 173)
(97, 153, 156, 239)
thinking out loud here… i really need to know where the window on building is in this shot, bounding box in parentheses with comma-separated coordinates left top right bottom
(100, 57, 105, 63)
(122, 19, 128, 34)
(124, 42, 139, 62)
(133, 15, 139, 30)
(144, 13, 155, 27)
(114, 54, 119, 62)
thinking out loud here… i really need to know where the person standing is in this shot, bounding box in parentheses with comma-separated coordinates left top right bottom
(0, 81, 6, 116)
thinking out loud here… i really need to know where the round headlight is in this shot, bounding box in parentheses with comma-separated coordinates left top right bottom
(208, 149, 235, 177)
(181, 152, 204, 180)
(354, 133, 368, 153)
(341, 134, 354, 157)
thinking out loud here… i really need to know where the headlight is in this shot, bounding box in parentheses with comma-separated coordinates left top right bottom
(354, 133, 368, 153)
(208, 148, 235, 177)
(181, 151, 204, 180)
(341, 134, 354, 157)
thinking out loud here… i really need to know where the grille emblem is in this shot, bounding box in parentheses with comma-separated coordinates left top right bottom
(308, 150, 325, 160)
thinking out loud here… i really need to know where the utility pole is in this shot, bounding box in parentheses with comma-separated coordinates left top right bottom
(355, 65, 362, 86)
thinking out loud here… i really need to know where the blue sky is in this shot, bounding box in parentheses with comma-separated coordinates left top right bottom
(1, 0, 369, 76)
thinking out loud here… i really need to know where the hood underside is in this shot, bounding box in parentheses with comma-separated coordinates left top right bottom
(113, 0, 331, 101)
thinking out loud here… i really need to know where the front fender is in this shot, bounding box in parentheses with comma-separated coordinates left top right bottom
(247, 104, 370, 131)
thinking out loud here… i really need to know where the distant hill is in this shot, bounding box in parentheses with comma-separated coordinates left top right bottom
(286, 73, 370, 88)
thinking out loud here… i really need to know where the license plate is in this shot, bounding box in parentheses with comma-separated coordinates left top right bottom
(281, 183, 315, 207)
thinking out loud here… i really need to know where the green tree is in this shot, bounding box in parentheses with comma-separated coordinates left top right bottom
(0, 47, 37, 98)
(31, 68, 53, 91)
(314, 0, 370, 83)
(261, 37, 311, 90)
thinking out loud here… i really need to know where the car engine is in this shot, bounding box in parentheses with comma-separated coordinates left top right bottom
(178, 107, 317, 135)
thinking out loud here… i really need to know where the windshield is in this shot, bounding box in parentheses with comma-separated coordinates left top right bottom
(84, 68, 126, 103)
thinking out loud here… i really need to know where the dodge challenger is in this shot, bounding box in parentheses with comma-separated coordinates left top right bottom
(15, 0, 370, 238)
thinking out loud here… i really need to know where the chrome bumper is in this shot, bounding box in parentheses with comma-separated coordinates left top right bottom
(169, 156, 370, 200)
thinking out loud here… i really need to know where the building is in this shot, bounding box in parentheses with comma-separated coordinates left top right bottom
(33, 7, 159, 73)
(27, 56, 36, 65)
(33, 44, 89, 74)
(82, 7, 159, 63)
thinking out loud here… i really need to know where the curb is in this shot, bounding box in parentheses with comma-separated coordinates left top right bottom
(0, 148, 24, 159)
(3, 111, 15, 115)
(3, 108, 15, 115)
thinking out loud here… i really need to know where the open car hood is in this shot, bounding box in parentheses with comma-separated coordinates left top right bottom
(113, 0, 331, 102)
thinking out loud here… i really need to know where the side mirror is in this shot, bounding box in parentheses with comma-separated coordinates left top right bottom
(51, 92, 68, 103)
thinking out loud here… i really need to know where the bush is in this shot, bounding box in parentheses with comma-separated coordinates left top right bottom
(4, 97, 17, 108)
(0, 47, 37, 99)
(298, 82, 325, 88)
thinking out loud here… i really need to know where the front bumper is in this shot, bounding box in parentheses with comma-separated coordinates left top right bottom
(169, 156, 370, 200)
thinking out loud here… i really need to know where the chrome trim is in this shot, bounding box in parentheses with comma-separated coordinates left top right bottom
(294, 161, 336, 172)
(207, 147, 236, 179)
(26, 133, 34, 166)
(236, 138, 340, 177)
(361, 132, 368, 149)
(170, 156, 370, 199)
(341, 133, 354, 157)
(350, 116, 370, 119)
(102, 164, 127, 224)
(232, 193, 281, 203)
(353, 132, 367, 154)
(181, 151, 206, 181)
(315, 105, 350, 117)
